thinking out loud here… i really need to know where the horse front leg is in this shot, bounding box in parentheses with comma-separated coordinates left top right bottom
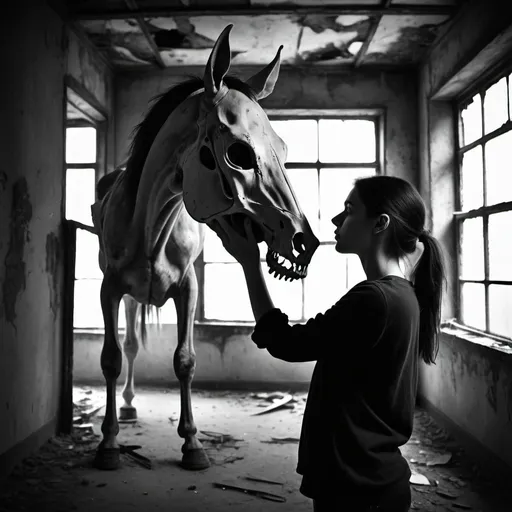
(173, 267, 210, 470)
(119, 295, 140, 422)
(94, 275, 124, 470)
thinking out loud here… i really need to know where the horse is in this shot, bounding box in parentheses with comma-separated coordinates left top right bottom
(91, 24, 320, 471)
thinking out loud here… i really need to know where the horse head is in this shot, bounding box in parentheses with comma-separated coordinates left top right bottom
(181, 24, 319, 280)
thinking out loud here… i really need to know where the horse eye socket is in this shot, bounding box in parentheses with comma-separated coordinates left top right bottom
(227, 142, 254, 170)
(200, 146, 216, 170)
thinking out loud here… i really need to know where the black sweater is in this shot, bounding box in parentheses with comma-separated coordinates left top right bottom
(251, 275, 419, 499)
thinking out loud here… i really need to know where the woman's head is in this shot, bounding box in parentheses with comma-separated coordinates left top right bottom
(332, 175, 426, 257)
(332, 175, 446, 365)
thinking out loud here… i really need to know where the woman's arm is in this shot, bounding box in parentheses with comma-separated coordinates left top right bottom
(252, 281, 388, 363)
(241, 262, 276, 322)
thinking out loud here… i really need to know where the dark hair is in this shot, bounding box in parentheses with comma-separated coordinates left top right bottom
(354, 175, 446, 365)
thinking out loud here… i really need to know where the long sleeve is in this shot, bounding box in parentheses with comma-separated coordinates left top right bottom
(251, 281, 388, 363)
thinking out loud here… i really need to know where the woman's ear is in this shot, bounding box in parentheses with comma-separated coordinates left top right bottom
(374, 214, 390, 234)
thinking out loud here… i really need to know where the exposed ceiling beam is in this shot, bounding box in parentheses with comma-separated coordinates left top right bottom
(124, 0, 165, 68)
(354, 0, 392, 67)
(68, 5, 457, 20)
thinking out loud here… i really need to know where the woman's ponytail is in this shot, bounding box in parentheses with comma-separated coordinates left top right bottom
(413, 231, 446, 364)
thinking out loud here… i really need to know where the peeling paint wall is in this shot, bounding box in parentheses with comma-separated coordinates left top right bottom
(0, 2, 66, 460)
(0, 1, 115, 475)
(66, 29, 116, 176)
(418, 0, 512, 473)
(67, 30, 111, 111)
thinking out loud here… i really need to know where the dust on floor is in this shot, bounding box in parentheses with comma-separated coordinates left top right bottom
(0, 385, 511, 512)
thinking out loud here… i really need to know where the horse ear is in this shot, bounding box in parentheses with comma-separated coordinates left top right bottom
(204, 24, 233, 98)
(246, 45, 283, 101)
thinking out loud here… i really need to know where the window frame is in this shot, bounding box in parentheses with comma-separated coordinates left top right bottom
(195, 108, 385, 325)
(65, 81, 109, 331)
(454, 63, 512, 343)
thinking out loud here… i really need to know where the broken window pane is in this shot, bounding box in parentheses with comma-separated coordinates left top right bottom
(204, 263, 253, 321)
(484, 77, 508, 134)
(460, 94, 482, 146)
(319, 167, 375, 241)
(263, 269, 303, 321)
(484, 130, 512, 206)
(65, 168, 96, 225)
(460, 217, 484, 280)
(460, 145, 483, 210)
(488, 211, 512, 281)
(75, 229, 102, 279)
(304, 244, 347, 318)
(461, 282, 486, 331)
(286, 168, 319, 234)
(270, 119, 318, 163)
(489, 284, 512, 338)
(66, 126, 97, 163)
(318, 119, 376, 163)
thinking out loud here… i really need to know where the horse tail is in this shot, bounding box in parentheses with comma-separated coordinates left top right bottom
(139, 304, 161, 349)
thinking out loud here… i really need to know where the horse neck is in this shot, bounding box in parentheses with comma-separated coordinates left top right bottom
(131, 94, 202, 223)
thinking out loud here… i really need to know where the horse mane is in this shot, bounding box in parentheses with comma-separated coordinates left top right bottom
(123, 75, 256, 202)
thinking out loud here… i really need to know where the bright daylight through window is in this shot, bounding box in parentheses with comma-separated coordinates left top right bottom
(457, 72, 512, 340)
(66, 116, 381, 328)
(202, 116, 379, 322)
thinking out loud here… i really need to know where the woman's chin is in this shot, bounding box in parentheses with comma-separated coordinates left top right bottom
(335, 240, 355, 255)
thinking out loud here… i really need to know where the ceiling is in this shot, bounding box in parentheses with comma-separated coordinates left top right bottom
(65, 0, 467, 70)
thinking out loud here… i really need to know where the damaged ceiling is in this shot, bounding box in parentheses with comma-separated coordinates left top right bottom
(65, 0, 466, 70)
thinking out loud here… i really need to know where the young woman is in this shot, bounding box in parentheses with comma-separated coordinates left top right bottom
(208, 175, 446, 512)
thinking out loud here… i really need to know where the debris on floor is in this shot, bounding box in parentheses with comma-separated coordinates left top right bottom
(73, 386, 105, 434)
(244, 474, 284, 486)
(199, 430, 244, 447)
(1, 387, 512, 512)
(249, 391, 305, 416)
(262, 437, 300, 444)
(119, 444, 152, 470)
(212, 481, 287, 503)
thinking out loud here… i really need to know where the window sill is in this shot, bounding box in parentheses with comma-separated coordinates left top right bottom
(73, 321, 257, 338)
(440, 321, 512, 355)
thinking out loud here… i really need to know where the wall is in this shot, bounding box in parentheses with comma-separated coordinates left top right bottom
(0, 1, 114, 478)
(74, 324, 313, 390)
(115, 66, 418, 184)
(418, 0, 512, 476)
(73, 65, 418, 388)
(66, 28, 116, 176)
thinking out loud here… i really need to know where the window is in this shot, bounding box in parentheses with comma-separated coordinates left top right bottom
(456, 71, 512, 340)
(65, 124, 97, 226)
(200, 114, 381, 322)
(65, 121, 104, 328)
(65, 119, 177, 329)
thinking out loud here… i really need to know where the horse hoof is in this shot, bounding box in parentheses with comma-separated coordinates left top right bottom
(94, 446, 121, 470)
(180, 448, 211, 471)
(119, 406, 137, 421)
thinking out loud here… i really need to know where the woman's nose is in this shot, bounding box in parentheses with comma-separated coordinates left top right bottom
(332, 213, 343, 226)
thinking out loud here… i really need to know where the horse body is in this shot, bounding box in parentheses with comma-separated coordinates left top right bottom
(91, 24, 319, 471)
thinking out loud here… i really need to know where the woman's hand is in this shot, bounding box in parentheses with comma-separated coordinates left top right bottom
(207, 216, 260, 269)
